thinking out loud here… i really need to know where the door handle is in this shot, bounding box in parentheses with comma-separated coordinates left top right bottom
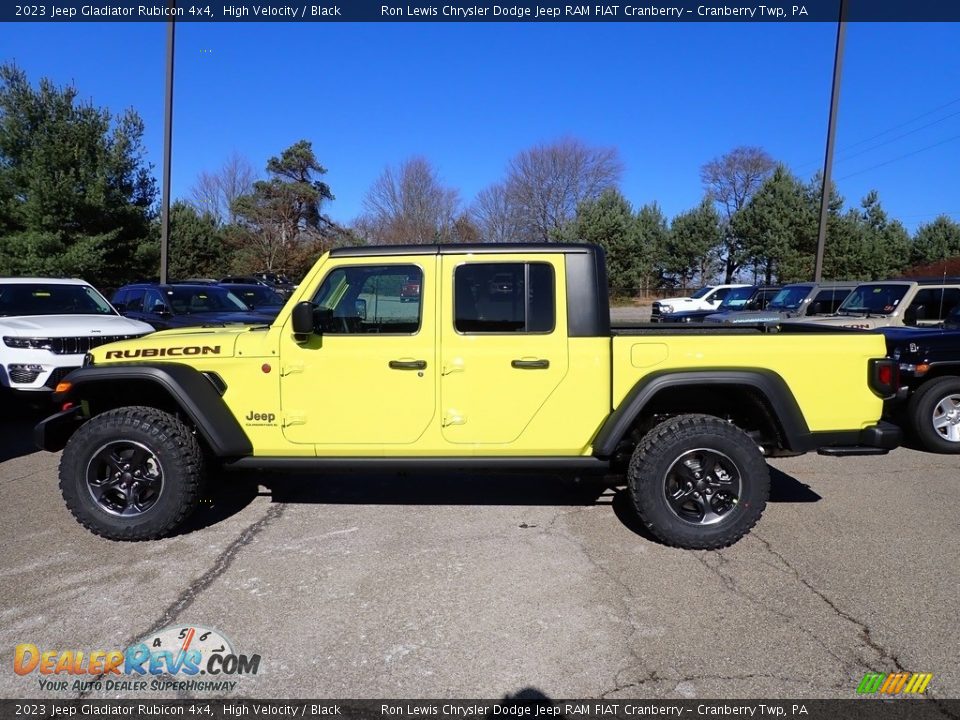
(389, 360, 427, 370)
(511, 359, 550, 369)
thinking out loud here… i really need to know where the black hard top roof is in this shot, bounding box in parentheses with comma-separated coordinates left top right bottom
(329, 242, 598, 258)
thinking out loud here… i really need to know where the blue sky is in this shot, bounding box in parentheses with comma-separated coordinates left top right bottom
(5, 21, 960, 231)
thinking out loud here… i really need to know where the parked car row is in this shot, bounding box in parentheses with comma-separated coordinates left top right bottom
(7, 266, 960, 460)
(1, 275, 290, 402)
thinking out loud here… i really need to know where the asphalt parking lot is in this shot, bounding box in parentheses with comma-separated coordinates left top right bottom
(1, 398, 958, 702)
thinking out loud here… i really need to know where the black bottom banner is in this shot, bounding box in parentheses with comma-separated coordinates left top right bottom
(3, 699, 959, 720)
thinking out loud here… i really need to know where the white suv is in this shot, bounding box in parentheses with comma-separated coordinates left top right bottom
(651, 284, 752, 321)
(1, 278, 153, 396)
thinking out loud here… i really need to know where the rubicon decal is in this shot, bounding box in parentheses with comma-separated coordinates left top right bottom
(14, 625, 260, 694)
(104, 345, 221, 359)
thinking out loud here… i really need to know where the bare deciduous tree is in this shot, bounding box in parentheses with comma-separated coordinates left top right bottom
(700, 146, 776, 281)
(190, 151, 256, 225)
(471, 182, 522, 243)
(503, 138, 624, 243)
(359, 157, 460, 244)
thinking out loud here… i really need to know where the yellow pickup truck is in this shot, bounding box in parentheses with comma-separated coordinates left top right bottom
(36, 244, 901, 548)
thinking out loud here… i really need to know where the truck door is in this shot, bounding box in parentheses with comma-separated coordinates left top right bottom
(439, 254, 569, 445)
(279, 259, 436, 446)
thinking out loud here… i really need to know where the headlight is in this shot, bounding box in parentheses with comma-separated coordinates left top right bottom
(659, 306, 674, 314)
(681, 316, 693, 323)
(3, 336, 54, 350)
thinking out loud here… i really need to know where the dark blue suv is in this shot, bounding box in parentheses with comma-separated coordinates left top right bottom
(111, 283, 275, 330)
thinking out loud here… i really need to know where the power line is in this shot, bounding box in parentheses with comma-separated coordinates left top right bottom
(836, 95, 960, 152)
(794, 94, 960, 173)
(837, 132, 960, 180)
(832, 109, 960, 164)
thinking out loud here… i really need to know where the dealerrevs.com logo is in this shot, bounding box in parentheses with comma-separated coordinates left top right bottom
(14, 625, 260, 693)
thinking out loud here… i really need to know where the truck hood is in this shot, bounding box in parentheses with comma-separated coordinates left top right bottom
(90, 326, 248, 363)
(0, 314, 154, 336)
(656, 296, 693, 307)
(705, 310, 790, 324)
(782, 315, 889, 329)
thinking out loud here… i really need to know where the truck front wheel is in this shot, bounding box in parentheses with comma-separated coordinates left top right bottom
(59, 407, 205, 540)
(628, 414, 769, 549)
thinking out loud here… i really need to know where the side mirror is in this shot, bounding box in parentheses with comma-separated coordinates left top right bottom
(152, 303, 171, 316)
(355, 298, 367, 320)
(809, 301, 824, 315)
(291, 301, 316, 340)
(113, 303, 126, 312)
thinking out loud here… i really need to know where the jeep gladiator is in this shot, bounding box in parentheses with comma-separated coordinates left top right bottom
(35, 244, 901, 549)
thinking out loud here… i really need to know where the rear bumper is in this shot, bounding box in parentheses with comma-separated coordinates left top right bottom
(815, 421, 902, 457)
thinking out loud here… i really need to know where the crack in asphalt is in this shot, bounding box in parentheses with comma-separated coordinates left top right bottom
(539, 505, 655, 696)
(750, 532, 904, 674)
(601, 671, 845, 698)
(690, 545, 854, 676)
(534, 506, 651, 697)
(76, 502, 285, 699)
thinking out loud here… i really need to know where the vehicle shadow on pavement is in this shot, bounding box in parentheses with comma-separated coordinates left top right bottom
(244, 470, 617, 506)
(196, 465, 819, 541)
(0, 400, 47, 463)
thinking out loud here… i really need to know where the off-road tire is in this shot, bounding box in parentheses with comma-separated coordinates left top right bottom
(59, 406, 204, 540)
(908, 376, 960, 454)
(628, 413, 769, 550)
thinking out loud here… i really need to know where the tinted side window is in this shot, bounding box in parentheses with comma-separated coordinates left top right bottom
(454, 262, 554, 334)
(124, 290, 146, 313)
(909, 288, 960, 321)
(812, 289, 850, 314)
(311, 264, 422, 334)
(111, 289, 127, 307)
(709, 287, 733, 302)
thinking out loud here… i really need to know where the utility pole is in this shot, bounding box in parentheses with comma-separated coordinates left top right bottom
(813, 0, 847, 281)
(159, 1, 176, 283)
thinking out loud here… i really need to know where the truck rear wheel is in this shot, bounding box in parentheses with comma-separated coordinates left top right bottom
(627, 414, 769, 549)
(59, 407, 204, 540)
(908, 376, 960, 453)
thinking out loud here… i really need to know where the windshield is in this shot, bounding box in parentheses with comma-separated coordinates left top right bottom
(226, 286, 285, 307)
(768, 286, 811, 310)
(163, 287, 250, 314)
(690, 286, 715, 300)
(837, 284, 910, 315)
(0, 283, 116, 317)
(717, 286, 756, 309)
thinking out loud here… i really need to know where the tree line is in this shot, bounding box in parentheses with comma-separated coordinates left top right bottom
(2, 64, 959, 294)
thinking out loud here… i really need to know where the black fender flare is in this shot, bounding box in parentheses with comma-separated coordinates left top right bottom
(34, 363, 252, 457)
(591, 369, 811, 457)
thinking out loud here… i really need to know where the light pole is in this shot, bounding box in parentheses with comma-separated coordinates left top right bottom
(813, 0, 848, 281)
(159, 2, 176, 284)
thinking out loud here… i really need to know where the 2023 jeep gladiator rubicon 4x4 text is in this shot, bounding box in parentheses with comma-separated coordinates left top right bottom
(36, 244, 901, 549)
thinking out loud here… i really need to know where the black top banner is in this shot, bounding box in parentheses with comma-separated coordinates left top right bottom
(4, 699, 960, 720)
(5, 0, 960, 22)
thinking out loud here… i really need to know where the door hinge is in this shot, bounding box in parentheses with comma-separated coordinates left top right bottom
(442, 358, 465, 376)
(442, 412, 466, 427)
(282, 413, 306, 428)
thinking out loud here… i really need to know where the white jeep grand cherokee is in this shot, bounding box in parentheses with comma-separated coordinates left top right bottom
(1, 278, 153, 397)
